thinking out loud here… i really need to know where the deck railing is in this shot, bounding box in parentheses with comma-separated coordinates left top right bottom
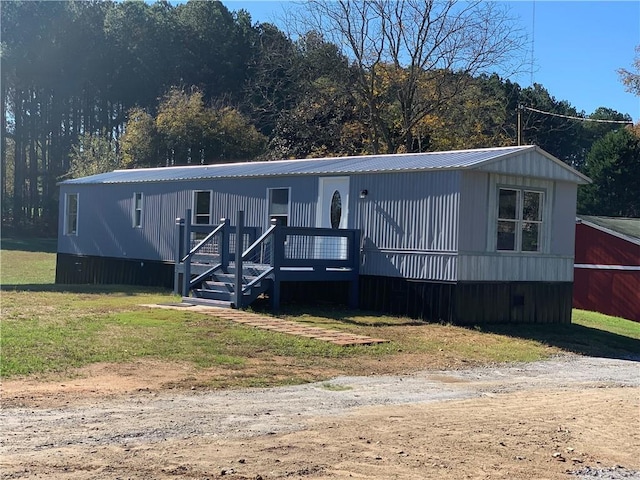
(175, 210, 360, 310)
(174, 210, 260, 296)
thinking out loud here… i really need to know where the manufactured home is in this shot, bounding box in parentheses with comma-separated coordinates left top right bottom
(56, 145, 590, 324)
(574, 215, 640, 322)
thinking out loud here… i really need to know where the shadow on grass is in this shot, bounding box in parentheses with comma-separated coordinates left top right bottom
(479, 323, 640, 362)
(263, 303, 640, 361)
(259, 302, 436, 327)
(0, 283, 172, 296)
(1, 237, 57, 253)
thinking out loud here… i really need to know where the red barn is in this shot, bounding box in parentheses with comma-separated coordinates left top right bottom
(574, 215, 640, 322)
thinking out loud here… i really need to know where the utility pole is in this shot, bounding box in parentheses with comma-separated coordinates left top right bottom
(517, 104, 523, 146)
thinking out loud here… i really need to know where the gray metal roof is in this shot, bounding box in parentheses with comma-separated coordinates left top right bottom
(60, 145, 585, 185)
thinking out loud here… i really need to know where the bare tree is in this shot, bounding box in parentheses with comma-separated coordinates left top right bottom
(618, 45, 640, 96)
(295, 0, 527, 153)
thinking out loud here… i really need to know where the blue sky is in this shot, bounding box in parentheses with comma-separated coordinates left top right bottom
(223, 0, 640, 122)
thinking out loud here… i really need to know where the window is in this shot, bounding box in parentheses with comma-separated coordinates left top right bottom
(65, 193, 78, 235)
(193, 190, 212, 224)
(133, 192, 143, 228)
(330, 190, 342, 229)
(497, 188, 543, 252)
(268, 188, 289, 226)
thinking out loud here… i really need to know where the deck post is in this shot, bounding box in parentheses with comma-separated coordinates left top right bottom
(348, 229, 361, 308)
(182, 209, 192, 297)
(220, 218, 230, 272)
(234, 210, 244, 309)
(173, 217, 185, 295)
(270, 218, 282, 313)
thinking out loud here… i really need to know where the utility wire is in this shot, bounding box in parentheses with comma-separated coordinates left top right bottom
(522, 106, 634, 124)
(530, 0, 536, 86)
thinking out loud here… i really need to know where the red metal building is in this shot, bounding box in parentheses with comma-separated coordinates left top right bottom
(574, 216, 640, 322)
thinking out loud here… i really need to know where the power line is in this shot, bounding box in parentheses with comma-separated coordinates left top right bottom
(530, 0, 535, 86)
(522, 106, 634, 124)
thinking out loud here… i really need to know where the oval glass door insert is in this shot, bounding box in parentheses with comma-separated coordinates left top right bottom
(330, 190, 342, 229)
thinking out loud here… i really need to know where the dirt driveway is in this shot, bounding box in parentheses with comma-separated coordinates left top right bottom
(1, 355, 639, 480)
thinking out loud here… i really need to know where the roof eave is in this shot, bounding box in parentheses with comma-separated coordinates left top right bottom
(58, 164, 480, 186)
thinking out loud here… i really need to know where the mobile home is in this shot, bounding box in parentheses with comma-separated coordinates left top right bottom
(56, 145, 589, 324)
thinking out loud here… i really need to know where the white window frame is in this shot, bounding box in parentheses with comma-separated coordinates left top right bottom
(192, 190, 213, 225)
(267, 187, 291, 227)
(64, 193, 79, 236)
(132, 192, 144, 228)
(496, 187, 544, 253)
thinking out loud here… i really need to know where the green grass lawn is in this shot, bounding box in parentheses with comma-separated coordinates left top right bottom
(1, 237, 57, 285)
(2, 236, 639, 386)
(573, 309, 640, 339)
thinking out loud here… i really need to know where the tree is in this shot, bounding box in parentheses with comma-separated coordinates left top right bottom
(120, 108, 160, 168)
(418, 73, 512, 151)
(122, 87, 266, 167)
(243, 22, 299, 137)
(103, 0, 179, 112)
(214, 106, 268, 161)
(618, 45, 640, 96)
(174, 1, 253, 103)
(155, 88, 210, 165)
(578, 107, 633, 170)
(294, 0, 526, 154)
(1, 1, 99, 228)
(265, 31, 363, 158)
(578, 127, 640, 217)
(505, 83, 585, 166)
(65, 132, 122, 179)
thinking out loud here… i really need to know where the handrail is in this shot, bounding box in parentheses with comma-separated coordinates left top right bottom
(188, 263, 222, 290)
(241, 222, 277, 260)
(175, 210, 360, 310)
(241, 266, 274, 294)
(181, 221, 226, 263)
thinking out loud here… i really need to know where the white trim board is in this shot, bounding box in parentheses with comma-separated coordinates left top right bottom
(575, 264, 640, 271)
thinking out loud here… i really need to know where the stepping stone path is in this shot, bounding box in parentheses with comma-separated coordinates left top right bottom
(148, 303, 388, 346)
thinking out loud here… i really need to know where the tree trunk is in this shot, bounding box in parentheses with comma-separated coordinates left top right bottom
(28, 89, 40, 224)
(1, 80, 7, 221)
(13, 90, 25, 227)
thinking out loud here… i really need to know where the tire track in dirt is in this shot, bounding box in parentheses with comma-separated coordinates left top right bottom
(1, 355, 638, 479)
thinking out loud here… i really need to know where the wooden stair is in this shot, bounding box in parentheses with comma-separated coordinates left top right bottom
(183, 262, 272, 309)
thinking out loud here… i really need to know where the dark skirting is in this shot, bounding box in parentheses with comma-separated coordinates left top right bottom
(277, 276, 572, 324)
(55, 253, 573, 324)
(55, 253, 174, 289)
(358, 276, 573, 324)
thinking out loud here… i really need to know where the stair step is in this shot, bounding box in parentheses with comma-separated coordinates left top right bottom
(192, 253, 219, 264)
(193, 289, 233, 302)
(202, 280, 235, 291)
(182, 297, 232, 308)
(226, 264, 271, 276)
(211, 273, 257, 283)
(183, 261, 272, 309)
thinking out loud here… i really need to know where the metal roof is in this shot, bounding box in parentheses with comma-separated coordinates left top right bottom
(59, 145, 584, 185)
(577, 215, 640, 245)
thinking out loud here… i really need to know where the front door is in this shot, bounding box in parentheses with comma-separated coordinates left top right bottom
(317, 177, 349, 259)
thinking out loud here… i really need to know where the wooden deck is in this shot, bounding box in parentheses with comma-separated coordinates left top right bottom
(175, 212, 361, 311)
(147, 303, 388, 346)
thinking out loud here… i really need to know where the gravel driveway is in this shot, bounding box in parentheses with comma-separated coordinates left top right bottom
(1, 355, 639, 479)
